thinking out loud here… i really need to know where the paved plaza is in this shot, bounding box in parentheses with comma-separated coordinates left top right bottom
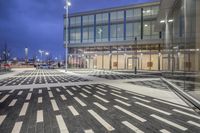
(0, 69, 200, 133)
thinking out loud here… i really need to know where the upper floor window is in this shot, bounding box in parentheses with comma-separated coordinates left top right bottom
(96, 13, 109, 24)
(70, 28, 81, 43)
(70, 16, 81, 27)
(126, 8, 141, 20)
(143, 6, 159, 16)
(111, 11, 124, 22)
(83, 15, 94, 26)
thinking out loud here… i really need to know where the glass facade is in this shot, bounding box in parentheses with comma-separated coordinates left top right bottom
(161, 0, 200, 102)
(70, 28, 81, 43)
(83, 27, 94, 43)
(110, 24, 124, 41)
(96, 25, 108, 42)
(67, 5, 160, 43)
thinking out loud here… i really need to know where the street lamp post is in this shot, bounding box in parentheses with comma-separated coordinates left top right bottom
(134, 37, 138, 74)
(38, 50, 44, 63)
(25, 48, 28, 64)
(65, 0, 71, 72)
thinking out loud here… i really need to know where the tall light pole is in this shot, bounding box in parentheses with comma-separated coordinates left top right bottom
(65, 0, 71, 72)
(38, 50, 44, 63)
(25, 48, 28, 64)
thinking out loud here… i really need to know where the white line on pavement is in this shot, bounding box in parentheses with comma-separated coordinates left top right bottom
(68, 106, 79, 116)
(38, 97, 43, 103)
(48, 91, 53, 98)
(125, 91, 145, 97)
(110, 93, 128, 100)
(0, 94, 10, 103)
(80, 93, 88, 98)
(96, 91, 106, 96)
(8, 99, 17, 107)
(84, 129, 94, 133)
(153, 99, 194, 112)
(50, 99, 59, 111)
(160, 129, 171, 133)
(150, 114, 187, 131)
(187, 121, 200, 127)
(93, 95, 109, 103)
(114, 99, 131, 106)
(132, 96, 151, 103)
(26, 93, 32, 100)
(96, 87, 107, 92)
(60, 95, 67, 100)
(114, 105, 146, 122)
(11, 121, 23, 133)
(17, 91, 23, 95)
(83, 89, 92, 94)
(66, 90, 74, 96)
(0, 115, 6, 126)
(36, 110, 43, 123)
(135, 102, 171, 115)
(56, 115, 69, 133)
(85, 86, 92, 90)
(173, 109, 200, 120)
(93, 102, 108, 111)
(122, 121, 144, 133)
(39, 89, 42, 94)
(74, 97, 87, 106)
(19, 102, 29, 116)
(88, 109, 115, 131)
(71, 87, 77, 91)
(111, 90, 121, 94)
(9, 89, 15, 94)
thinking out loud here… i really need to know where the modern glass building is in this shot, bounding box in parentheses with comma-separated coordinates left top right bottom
(64, 0, 200, 105)
(64, 1, 163, 70)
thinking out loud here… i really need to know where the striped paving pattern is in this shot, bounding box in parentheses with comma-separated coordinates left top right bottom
(0, 70, 91, 86)
(0, 84, 200, 133)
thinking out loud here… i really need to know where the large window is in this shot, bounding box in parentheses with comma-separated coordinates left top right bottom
(70, 16, 81, 27)
(83, 15, 94, 26)
(151, 21, 159, 39)
(111, 11, 124, 22)
(152, 6, 159, 15)
(83, 27, 94, 43)
(70, 28, 81, 43)
(143, 21, 151, 39)
(143, 7, 151, 16)
(126, 8, 141, 21)
(126, 22, 141, 40)
(143, 6, 159, 16)
(96, 13, 108, 24)
(111, 24, 124, 41)
(96, 25, 108, 42)
(143, 21, 159, 40)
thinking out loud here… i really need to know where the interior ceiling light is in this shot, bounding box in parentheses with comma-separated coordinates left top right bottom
(160, 20, 165, 23)
(168, 19, 174, 22)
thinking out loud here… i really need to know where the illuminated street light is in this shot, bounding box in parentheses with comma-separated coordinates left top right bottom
(45, 52, 49, 56)
(65, 0, 71, 72)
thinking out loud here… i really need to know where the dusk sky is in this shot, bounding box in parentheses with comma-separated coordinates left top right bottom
(0, 0, 155, 60)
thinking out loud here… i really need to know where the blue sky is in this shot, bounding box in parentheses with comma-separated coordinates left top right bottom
(0, 0, 155, 59)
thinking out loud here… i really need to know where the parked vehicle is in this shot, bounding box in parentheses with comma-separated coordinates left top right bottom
(38, 64, 49, 69)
